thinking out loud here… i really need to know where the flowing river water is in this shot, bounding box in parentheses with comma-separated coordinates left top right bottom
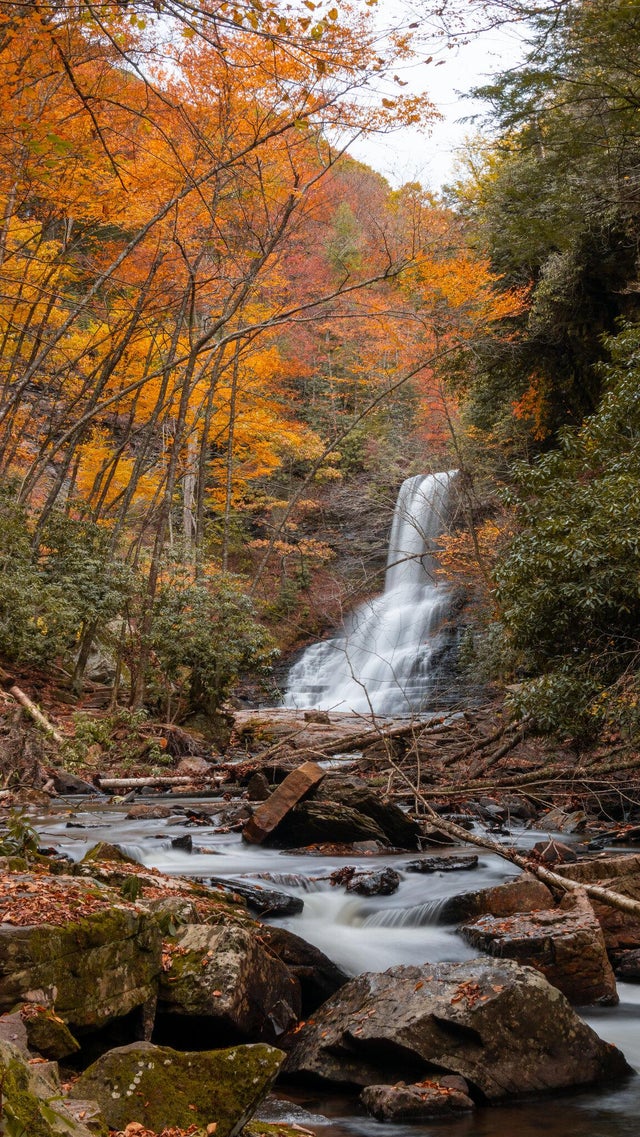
(33, 797, 640, 1137)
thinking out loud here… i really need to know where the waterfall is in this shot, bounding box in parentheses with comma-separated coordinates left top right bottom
(283, 471, 458, 715)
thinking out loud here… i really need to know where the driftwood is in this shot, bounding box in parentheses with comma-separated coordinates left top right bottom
(8, 685, 64, 746)
(97, 775, 219, 790)
(389, 761, 640, 920)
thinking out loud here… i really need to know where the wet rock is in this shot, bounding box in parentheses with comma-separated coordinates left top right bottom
(257, 926, 349, 1015)
(273, 799, 389, 847)
(20, 1003, 81, 1059)
(70, 1040, 283, 1136)
(50, 770, 97, 795)
(247, 772, 271, 800)
(0, 1039, 98, 1137)
(171, 834, 193, 853)
(0, 901, 162, 1035)
(329, 865, 400, 896)
(404, 855, 478, 874)
(461, 889, 618, 1005)
(361, 1080, 474, 1120)
(209, 876, 304, 916)
(439, 874, 554, 924)
(158, 923, 301, 1043)
(304, 710, 331, 724)
(420, 824, 457, 846)
(314, 776, 421, 848)
(125, 804, 173, 820)
(500, 795, 538, 821)
(285, 957, 630, 1099)
(243, 762, 326, 845)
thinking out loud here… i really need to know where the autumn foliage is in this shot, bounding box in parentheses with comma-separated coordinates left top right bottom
(0, 0, 524, 711)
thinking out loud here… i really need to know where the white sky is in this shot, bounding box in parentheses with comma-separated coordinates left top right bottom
(349, 20, 526, 189)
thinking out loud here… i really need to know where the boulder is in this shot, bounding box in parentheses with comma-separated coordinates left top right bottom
(125, 804, 173, 820)
(0, 897, 161, 1035)
(175, 755, 213, 778)
(531, 838, 578, 864)
(246, 772, 271, 801)
(361, 1081, 474, 1120)
(70, 1040, 283, 1136)
(615, 948, 640, 979)
(257, 925, 349, 1015)
(243, 762, 325, 844)
(534, 807, 588, 834)
(284, 957, 630, 1099)
(0, 1039, 98, 1137)
(209, 876, 304, 917)
(329, 865, 400, 896)
(314, 776, 421, 848)
(272, 800, 389, 847)
(50, 770, 97, 795)
(157, 923, 301, 1043)
(439, 874, 554, 924)
(460, 889, 618, 1005)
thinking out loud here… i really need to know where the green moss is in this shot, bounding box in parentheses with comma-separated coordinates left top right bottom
(71, 1041, 284, 1136)
(0, 1040, 95, 1137)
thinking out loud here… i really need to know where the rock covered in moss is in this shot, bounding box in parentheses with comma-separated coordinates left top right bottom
(158, 923, 300, 1043)
(70, 1040, 283, 1135)
(0, 888, 162, 1033)
(20, 1002, 81, 1059)
(0, 1039, 98, 1137)
(81, 843, 143, 866)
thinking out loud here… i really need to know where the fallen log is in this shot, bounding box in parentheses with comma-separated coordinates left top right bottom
(97, 775, 219, 790)
(390, 760, 640, 920)
(8, 685, 64, 745)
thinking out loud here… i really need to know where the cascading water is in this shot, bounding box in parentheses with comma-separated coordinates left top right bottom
(284, 470, 458, 714)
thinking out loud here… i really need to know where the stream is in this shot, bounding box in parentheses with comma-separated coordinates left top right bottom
(34, 797, 640, 1137)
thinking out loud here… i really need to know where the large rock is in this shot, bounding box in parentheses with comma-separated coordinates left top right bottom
(209, 875, 303, 917)
(285, 957, 630, 1100)
(257, 925, 349, 1015)
(314, 775, 421, 848)
(157, 923, 301, 1043)
(0, 1039, 98, 1137)
(557, 855, 640, 955)
(271, 800, 389, 847)
(70, 1040, 283, 1136)
(460, 889, 618, 1005)
(0, 897, 161, 1035)
(439, 874, 554, 924)
(243, 762, 325, 844)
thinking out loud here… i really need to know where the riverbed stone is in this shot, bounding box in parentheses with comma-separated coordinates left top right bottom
(460, 888, 618, 1005)
(242, 762, 326, 844)
(70, 1040, 283, 1135)
(361, 1080, 474, 1120)
(285, 957, 630, 1099)
(157, 923, 301, 1043)
(439, 874, 554, 923)
(209, 875, 304, 917)
(0, 902, 162, 1035)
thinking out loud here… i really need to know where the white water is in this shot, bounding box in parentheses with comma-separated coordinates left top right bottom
(284, 472, 457, 714)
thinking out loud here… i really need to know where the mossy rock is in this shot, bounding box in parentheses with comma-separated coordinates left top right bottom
(0, 903, 162, 1032)
(20, 1004, 81, 1059)
(0, 1039, 97, 1137)
(70, 1040, 284, 1135)
(81, 842, 142, 866)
